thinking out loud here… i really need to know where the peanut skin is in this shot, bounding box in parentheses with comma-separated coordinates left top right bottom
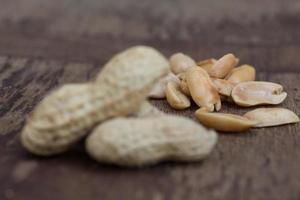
(21, 46, 169, 156)
(86, 116, 217, 167)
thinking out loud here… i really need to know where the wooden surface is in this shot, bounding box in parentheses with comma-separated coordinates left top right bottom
(0, 0, 300, 199)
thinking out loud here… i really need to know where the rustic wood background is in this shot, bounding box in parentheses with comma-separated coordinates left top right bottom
(0, 0, 300, 199)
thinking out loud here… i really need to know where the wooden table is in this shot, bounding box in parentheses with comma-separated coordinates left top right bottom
(0, 1, 300, 199)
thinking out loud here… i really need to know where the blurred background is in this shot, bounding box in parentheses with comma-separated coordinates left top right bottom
(0, 0, 299, 72)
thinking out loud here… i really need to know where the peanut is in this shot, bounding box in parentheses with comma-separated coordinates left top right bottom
(211, 78, 236, 97)
(231, 81, 287, 107)
(149, 72, 180, 99)
(177, 72, 190, 96)
(21, 46, 169, 156)
(169, 53, 196, 74)
(244, 108, 300, 127)
(208, 54, 239, 78)
(180, 78, 190, 96)
(186, 67, 221, 111)
(226, 64, 256, 84)
(165, 81, 191, 110)
(195, 109, 258, 132)
(86, 116, 217, 167)
(197, 58, 217, 72)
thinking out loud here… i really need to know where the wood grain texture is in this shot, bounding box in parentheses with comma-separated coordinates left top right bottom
(0, 0, 300, 200)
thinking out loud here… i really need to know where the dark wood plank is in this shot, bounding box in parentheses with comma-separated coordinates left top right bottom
(0, 56, 299, 200)
(0, 0, 300, 72)
(0, 0, 300, 200)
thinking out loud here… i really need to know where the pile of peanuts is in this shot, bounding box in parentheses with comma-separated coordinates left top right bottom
(21, 46, 217, 167)
(20, 46, 299, 167)
(149, 53, 299, 132)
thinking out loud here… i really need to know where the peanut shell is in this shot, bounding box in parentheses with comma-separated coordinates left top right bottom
(22, 46, 169, 156)
(86, 116, 217, 167)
